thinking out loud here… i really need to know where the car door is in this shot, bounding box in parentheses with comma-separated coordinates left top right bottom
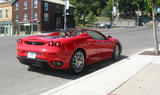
(86, 36, 99, 64)
(87, 30, 114, 61)
(96, 31, 114, 58)
(103, 39, 115, 58)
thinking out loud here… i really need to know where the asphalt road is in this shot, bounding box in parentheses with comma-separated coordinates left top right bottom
(104, 26, 160, 56)
(0, 26, 159, 95)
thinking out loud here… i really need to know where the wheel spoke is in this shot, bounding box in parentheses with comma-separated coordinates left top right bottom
(113, 45, 120, 59)
(71, 52, 85, 73)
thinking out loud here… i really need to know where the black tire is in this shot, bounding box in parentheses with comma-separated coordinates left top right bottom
(68, 50, 85, 74)
(28, 63, 37, 68)
(112, 44, 120, 60)
(28, 63, 43, 69)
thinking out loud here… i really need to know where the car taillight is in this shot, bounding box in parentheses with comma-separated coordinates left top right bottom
(49, 41, 62, 47)
(17, 39, 22, 43)
(55, 42, 61, 47)
(49, 41, 54, 46)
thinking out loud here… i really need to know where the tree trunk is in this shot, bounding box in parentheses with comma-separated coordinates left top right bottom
(83, 13, 86, 26)
(152, 1, 159, 54)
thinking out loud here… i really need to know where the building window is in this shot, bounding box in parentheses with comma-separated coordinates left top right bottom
(56, 5, 60, 13)
(44, 2, 48, 11)
(0, 10, 2, 18)
(24, 1, 28, 9)
(56, 5, 59, 9)
(0, 27, 4, 34)
(56, 17, 62, 28)
(33, 25, 38, 32)
(15, 2, 18, 10)
(15, 14, 18, 21)
(23, 13, 28, 21)
(34, 0, 38, 8)
(34, 12, 38, 20)
(5, 9, 8, 18)
(44, 13, 49, 21)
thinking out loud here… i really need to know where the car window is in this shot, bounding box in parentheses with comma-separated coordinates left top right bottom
(86, 30, 106, 40)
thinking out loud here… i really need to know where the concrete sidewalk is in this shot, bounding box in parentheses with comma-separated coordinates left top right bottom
(110, 57, 160, 95)
(40, 49, 160, 95)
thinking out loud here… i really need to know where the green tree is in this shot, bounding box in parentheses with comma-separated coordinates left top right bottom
(73, 9, 81, 25)
(132, 0, 160, 54)
(144, 0, 160, 9)
(132, 0, 145, 11)
(132, 0, 160, 12)
(144, 0, 160, 54)
(90, 0, 107, 16)
(70, 0, 107, 26)
(101, 0, 112, 18)
(87, 11, 97, 24)
(70, 0, 93, 26)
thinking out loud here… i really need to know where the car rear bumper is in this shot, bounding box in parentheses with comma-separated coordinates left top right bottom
(18, 56, 48, 65)
(17, 54, 70, 70)
(17, 46, 72, 69)
(17, 56, 49, 67)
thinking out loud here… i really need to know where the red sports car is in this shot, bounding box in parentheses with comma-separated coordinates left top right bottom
(17, 29, 122, 74)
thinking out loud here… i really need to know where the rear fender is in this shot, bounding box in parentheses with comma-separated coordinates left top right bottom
(110, 38, 122, 54)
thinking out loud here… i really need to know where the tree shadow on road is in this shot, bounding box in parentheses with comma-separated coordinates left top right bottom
(27, 55, 128, 80)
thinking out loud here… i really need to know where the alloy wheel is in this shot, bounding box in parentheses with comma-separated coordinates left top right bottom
(70, 51, 85, 74)
(113, 44, 120, 60)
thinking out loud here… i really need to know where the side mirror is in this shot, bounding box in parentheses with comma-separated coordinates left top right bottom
(108, 35, 112, 39)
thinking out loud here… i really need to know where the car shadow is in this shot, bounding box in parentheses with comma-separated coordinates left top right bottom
(84, 55, 128, 74)
(27, 55, 128, 80)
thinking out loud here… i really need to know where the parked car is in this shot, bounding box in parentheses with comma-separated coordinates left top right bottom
(17, 28, 122, 74)
(98, 24, 111, 29)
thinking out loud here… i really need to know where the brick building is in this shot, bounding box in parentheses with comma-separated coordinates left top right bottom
(12, 0, 75, 35)
(0, 0, 12, 36)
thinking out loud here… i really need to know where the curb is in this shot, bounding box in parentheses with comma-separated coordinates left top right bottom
(102, 26, 152, 34)
(40, 48, 155, 95)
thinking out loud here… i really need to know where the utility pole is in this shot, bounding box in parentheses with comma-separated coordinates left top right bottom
(64, 0, 69, 31)
(112, 0, 114, 26)
(137, 3, 140, 26)
(115, 0, 118, 26)
(152, 0, 159, 54)
(31, 0, 34, 34)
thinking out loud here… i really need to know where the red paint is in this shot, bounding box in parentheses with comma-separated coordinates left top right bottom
(17, 29, 122, 70)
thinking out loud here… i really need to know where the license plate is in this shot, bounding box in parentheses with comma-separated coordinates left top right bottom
(27, 52, 36, 59)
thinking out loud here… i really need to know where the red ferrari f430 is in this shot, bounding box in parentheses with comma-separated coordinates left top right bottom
(17, 29, 122, 74)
